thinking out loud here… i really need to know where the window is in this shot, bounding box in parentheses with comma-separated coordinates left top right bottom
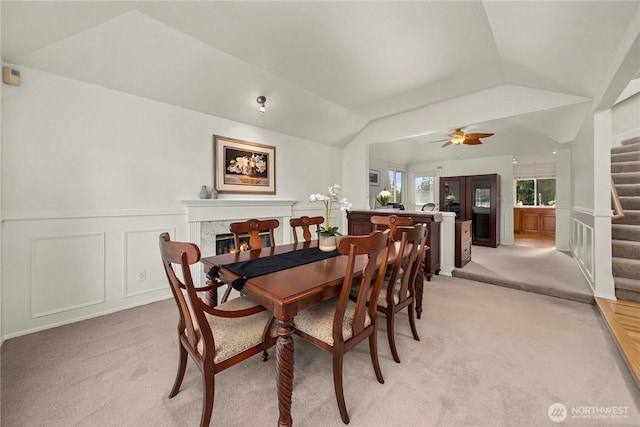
(515, 178, 556, 206)
(388, 167, 405, 203)
(413, 172, 439, 211)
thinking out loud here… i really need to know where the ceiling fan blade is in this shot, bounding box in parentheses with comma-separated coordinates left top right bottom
(442, 140, 453, 147)
(463, 138, 483, 145)
(424, 138, 450, 144)
(465, 133, 494, 139)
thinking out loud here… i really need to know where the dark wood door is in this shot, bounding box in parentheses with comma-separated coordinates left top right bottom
(440, 176, 465, 220)
(466, 174, 499, 247)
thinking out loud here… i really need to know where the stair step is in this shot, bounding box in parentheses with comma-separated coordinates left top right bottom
(612, 151, 640, 163)
(612, 239, 640, 259)
(612, 223, 640, 241)
(612, 161, 640, 173)
(616, 184, 640, 197)
(614, 277, 640, 303)
(612, 142, 640, 154)
(612, 172, 640, 185)
(622, 136, 640, 146)
(619, 210, 640, 225)
(620, 196, 640, 210)
(612, 257, 640, 280)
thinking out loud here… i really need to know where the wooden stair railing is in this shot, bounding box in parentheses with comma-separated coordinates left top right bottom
(612, 177, 625, 222)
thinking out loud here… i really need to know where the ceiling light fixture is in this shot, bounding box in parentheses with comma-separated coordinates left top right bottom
(450, 128, 466, 145)
(257, 96, 266, 113)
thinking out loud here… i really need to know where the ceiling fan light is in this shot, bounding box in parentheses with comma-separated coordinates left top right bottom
(451, 129, 465, 144)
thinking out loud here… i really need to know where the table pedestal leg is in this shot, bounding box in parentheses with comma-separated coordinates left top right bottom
(276, 318, 294, 427)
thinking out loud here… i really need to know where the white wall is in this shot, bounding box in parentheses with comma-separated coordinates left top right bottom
(368, 156, 389, 208)
(555, 148, 572, 251)
(1, 66, 342, 339)
(408, 155, 515, 245)
(612, 92, 640, 146)
(513, 162, 555, 179)
(572, 113, 596, 211)
(0, 4, 4, 345)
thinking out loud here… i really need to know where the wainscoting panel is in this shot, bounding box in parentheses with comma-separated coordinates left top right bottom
(572, 217, 595, 285)
(2, 212, 186, 339)
(124, 228, 175, 298)
(30, 233, 106, 318)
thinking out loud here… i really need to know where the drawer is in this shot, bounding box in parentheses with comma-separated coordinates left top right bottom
(462, 239, 471, 259)
(461, 222, 471, 240)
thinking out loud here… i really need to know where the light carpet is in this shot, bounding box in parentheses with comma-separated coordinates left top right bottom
(452, 245, 594, 304)
(2, 275, 639, 426)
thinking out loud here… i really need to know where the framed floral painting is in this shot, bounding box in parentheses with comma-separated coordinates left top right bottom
(214, 135, 276, 194)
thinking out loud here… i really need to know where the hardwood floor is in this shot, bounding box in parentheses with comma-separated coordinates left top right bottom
(596, 297, 640, 387)
(513, 233, 555, 249)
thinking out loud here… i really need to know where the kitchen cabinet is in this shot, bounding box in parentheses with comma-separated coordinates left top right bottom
(514, 207, 556, 236)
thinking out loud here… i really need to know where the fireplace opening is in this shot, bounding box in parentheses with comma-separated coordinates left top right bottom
(216, 232, 272, 254)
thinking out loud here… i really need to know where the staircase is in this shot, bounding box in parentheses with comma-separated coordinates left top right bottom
(611, 136, 640, 302)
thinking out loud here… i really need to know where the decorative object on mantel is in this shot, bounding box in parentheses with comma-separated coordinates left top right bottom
(199, 185, 210, 199)
(214, 135, 276, 194)
(210, 187, 218, 199)
(309, 184, 352, 252)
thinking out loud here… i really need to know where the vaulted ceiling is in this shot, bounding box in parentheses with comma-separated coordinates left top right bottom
(2, 1, 639, 165)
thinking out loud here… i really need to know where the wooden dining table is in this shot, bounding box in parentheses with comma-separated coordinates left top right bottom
(200, 239, 404, 426)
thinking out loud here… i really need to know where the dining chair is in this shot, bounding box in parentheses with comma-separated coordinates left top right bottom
(377, 224, 428, 363)
(370, 214, 413, 241)
(159, 233, 276, 427)
(293, 230, 390, 424)
(421, 202, 436, 211)
(229, 218, 280, 251)
(289, 215, 324, 243)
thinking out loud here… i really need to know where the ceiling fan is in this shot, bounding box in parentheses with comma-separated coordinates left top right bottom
(429, 128, 494, 147)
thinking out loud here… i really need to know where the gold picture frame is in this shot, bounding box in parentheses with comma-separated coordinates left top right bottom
(214, 135, 276, 194)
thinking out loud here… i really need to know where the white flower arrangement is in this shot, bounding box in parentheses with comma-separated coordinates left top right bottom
(309, 184, 352, 236)
(376, 190, 392, 207)
(227, 153, 267, 176)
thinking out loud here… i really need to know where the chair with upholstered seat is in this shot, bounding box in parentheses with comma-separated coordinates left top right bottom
(229, 218, 280, 251)
(376, 224, 428, 363)
(289, 215, 324, 243)
(370, 214, 413, 241)
(159, 233, 275, 427)
(293, 230, 390, 424)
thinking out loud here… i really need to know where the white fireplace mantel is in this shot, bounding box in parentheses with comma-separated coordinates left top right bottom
(181, 199, 298, 223)
(180, 199, 298, 284)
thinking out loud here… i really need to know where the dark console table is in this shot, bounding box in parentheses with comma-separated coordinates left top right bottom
(347, 210, 442, 319)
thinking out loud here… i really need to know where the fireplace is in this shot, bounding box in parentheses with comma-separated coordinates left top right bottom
(216, 232, 272, 254)
(180, 199, 299, 285)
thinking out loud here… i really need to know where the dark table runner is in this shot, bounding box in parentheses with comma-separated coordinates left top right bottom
(208, 247, 340, 290)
